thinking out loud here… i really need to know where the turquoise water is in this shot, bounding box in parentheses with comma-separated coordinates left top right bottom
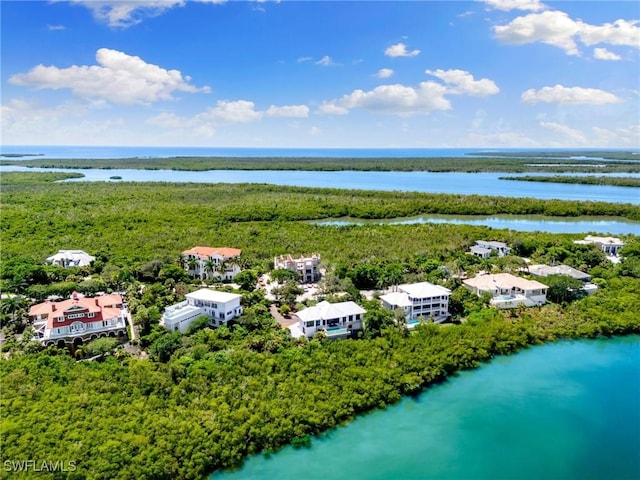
(212, 336, 640, 480)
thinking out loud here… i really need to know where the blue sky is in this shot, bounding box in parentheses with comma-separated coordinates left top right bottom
(1, 0, 639, 148)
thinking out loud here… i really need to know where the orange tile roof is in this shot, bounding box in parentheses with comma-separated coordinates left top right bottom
(182, 246, 242, 258)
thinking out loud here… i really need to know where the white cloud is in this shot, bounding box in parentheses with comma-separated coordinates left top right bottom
(297, 56, 313, 63)
(317, 102, 350, 115)
(315, 55, 335, 66)
(494, 10, 640, 56)
(579, 19, 640, 48)
(319, 82, 451, 116)
(592, 125, 640, 147)
(265, 104, 309, 118)
(47, 24, 66, 31)
(425, 69, 499, 96)
(308, 126, 322, 135)
(521, 85, 620, 104)
(8, 48, 209, 105)
(482, 0, 546, 11)
(71, 0, 226, 28)
(384, 42, 420, 57)
(494, 10, 581, 54)
(593, 47, 622, 61)
(319, 68, 498, 116)
(375, 68, 394, 79)
(539, 121, 587, 144)
(146, 99, 310, 137)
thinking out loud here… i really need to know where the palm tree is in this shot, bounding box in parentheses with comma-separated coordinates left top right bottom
(187, 257, 199, 278)
(0, 295, 29, 330)
(204, 258, 217, 281)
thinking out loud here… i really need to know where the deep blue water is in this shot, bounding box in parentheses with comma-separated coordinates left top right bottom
(1, 145, 638, 159)
(213, 335, 640, 480)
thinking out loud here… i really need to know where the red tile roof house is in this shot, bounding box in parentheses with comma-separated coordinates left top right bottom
(182, 246, 242, 281)
(29, 292, 128, 348)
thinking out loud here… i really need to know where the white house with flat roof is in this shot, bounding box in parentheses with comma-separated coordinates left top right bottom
(161, 288, 243, 333)
(463, 273, 548, 309)
(297, 301, 365, 339)
(574, 236, 625, 261)
(380, 282, 451, 326)
(46, 250, 95, 268)
(469, 240, 511, 259)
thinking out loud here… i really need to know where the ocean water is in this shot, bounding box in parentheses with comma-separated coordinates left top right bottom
(212, 335, 640, 480)
(1, 145, 637, 159)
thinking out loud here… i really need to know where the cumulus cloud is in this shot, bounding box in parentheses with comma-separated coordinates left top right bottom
(521, 85, 620, 104)
(494, 10, 640, 55)
(385, 42, 420, 57)
(540, 121, 587, 144)
(319, 82, 451, 116)
(8, 48, 209, 105)
(147, 99, 309, 137)
(425, 69, 500, 96)
(375, 68, 394, 79)
(482, 0, 546, 11)
(71, 0, 226, 28)
(315, 55, 335, 66)
(319, 68, 498, 116)
(593, 47, 622, 61)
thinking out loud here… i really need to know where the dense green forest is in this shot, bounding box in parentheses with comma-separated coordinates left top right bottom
(1, 171, 640, 479)
(500, 175, 640, 187)
(3, 154, 640, 173)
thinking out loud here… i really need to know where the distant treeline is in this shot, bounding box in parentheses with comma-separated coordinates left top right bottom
(3, 155, 640, 173)
(500, 175, 640, 187)
(468, 151, 640, 161)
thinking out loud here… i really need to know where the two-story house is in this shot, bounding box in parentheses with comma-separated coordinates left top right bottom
(380, 282, 451, 326)
(182, 246, 242, 281)
(29, 292, 128, 347)
(297, 301, 365, 339)
(161, 288, 243, 333)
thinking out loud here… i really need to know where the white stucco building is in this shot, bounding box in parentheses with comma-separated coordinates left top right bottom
(463, 273, 548, 309)
(29, 292, 128, 347)
(182, 246, 242, 281)
(46, 250, 95, 268)
(161, 288, 243, 333)
(469, 240, 511, 259)
(380, 282, 451, 326)
(574, 236, 625, 262)
(274, 253, 321, 283)
(297, 301, 365, 339)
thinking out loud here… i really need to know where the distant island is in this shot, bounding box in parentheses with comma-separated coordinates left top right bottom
(500, 175, 640, 188)
(1, 150, 640, 174)
(0, 153, 44, 158)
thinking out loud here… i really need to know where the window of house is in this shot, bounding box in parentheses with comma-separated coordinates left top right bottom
(315, 320, 321, 326)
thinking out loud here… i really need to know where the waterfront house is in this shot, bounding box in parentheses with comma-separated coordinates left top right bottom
(274, 253, 321, 283)
(463, 273, 548, 309)
(297, 301, 365, 339)
(182, 246, 242, 281)
(573, 236, 625, 261)
(380, 282, 451, 326)
(46, 250, 95, 268)
(528, 264, 598, 295)
(161, 288, 243, 333)
(29, 292, 128, 347)
(469, 240, 511, 259)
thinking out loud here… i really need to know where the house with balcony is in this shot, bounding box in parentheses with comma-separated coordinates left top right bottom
(469, 240, 511, 259)
(463, 273, 548, 309)
(161, 288, 243, 333)
(380, 282, 451, 327)
(573, 236, 625, 262)
(29, 292, 128, 347)
(297, 301, 365, 339)
(274, 253, 321, 283)
(182, 246, 242, 281)
(46, 250, 95, 268)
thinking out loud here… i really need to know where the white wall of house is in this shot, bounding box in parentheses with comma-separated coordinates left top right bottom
(161, 289, 243, 333)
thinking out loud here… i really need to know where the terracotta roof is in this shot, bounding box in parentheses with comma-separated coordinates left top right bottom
(182, 246, 242, 259)
(28, 294, 124, 329)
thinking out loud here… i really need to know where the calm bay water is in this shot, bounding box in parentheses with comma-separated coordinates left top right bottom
(312, 214, 640, 235)
(213, 336, 640, 480)
(2, 166, 639, 205)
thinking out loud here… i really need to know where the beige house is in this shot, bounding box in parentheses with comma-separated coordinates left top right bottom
(463, 273, 548, 309)
(182, 246, 242, 281)
(274, 253, 321, 283)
